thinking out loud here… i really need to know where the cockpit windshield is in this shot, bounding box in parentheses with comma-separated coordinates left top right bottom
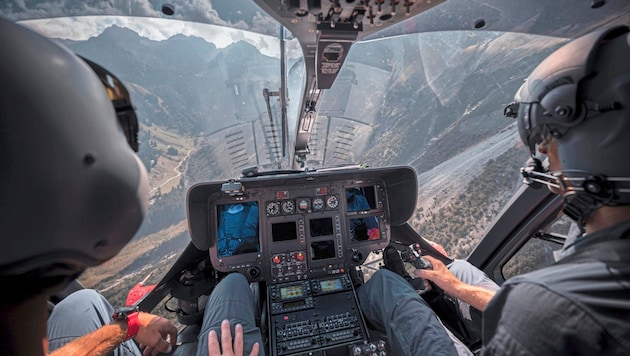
(3, 0, 627, 312)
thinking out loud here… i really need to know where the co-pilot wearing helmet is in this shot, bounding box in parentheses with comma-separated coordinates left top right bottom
(0, 17, 261, 356)
(0, 16, 183, 356)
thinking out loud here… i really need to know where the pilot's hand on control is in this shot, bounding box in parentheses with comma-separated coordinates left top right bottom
(136, 312, 177, 356)
(208, 319, 260, 356)
(414, 255, 462, 293)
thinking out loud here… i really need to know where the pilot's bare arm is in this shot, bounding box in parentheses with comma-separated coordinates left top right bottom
(48, 322, 128, 356)
(415, 256, 496, 311)
(48, 312, 177, 356)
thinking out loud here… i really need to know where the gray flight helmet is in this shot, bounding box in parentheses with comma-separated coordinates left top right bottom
(0, 18, 149, 293)
(507, 26, 630, 224)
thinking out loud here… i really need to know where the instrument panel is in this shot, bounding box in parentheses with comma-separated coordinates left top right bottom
(214, 179, 385, 283)
(187, 166, 418, 283)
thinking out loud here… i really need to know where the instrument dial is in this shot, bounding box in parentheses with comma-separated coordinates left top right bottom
(326, 195, 339, 209)
(297, 198, 310, 211)
(312, 197, 324, 211)
(266, 201, 280, 216)
(281, 200, 295, 214)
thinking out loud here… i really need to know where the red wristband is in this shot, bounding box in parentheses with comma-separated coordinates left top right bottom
(125, 311, 140, 340)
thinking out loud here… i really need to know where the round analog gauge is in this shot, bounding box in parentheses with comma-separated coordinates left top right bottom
(281, 200, 295, 214)
(266, 201, 280, 216)
(312, 197, 324, 211)
(326, 195, 339, 209)
(297, 198, 310, 211)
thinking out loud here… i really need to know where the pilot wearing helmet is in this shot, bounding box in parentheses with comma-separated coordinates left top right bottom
(413, 26, 630, 355)
(483, 25, 630, 354)
(359, 25, 630, 356)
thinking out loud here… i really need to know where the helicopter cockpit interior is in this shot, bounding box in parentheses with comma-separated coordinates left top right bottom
(5, 0, 630, 355)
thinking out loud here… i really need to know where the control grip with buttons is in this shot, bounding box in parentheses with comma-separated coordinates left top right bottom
(400, 243, 433, 270)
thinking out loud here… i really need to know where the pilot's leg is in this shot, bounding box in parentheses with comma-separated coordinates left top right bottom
(358, 269, 465, 356)
(196, 272, 265, 356)
(47, 289, 142, 356)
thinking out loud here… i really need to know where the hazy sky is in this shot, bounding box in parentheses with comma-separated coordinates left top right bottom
(8, 0, 297, 58)
(20, 14, 307, 59)
(24, 16, 273, 49)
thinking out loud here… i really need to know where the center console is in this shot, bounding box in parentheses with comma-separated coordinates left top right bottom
(269, 274, 366, 355)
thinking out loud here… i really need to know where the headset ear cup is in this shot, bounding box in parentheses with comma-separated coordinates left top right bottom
(540, 83, 579, 122)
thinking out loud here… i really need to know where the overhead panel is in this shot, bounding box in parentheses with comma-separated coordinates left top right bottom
(253, 0, 447, 167)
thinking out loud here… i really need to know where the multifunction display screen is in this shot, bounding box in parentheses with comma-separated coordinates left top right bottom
(216, 202, 260, 257)
(272, 221, 297, 242)
(280, 285, 304, 299)
(319, 278, 343, 293)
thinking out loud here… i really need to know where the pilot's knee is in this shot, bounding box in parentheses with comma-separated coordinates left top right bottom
(50, 289, 112, 325)
(447, 259, 483, 279)
(214, 272, 250, 296)
(367, 269, 404, 288)
(223, 272, 248, 284)
(60, 289, 108, 308)
(447, 260, 471, 273)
